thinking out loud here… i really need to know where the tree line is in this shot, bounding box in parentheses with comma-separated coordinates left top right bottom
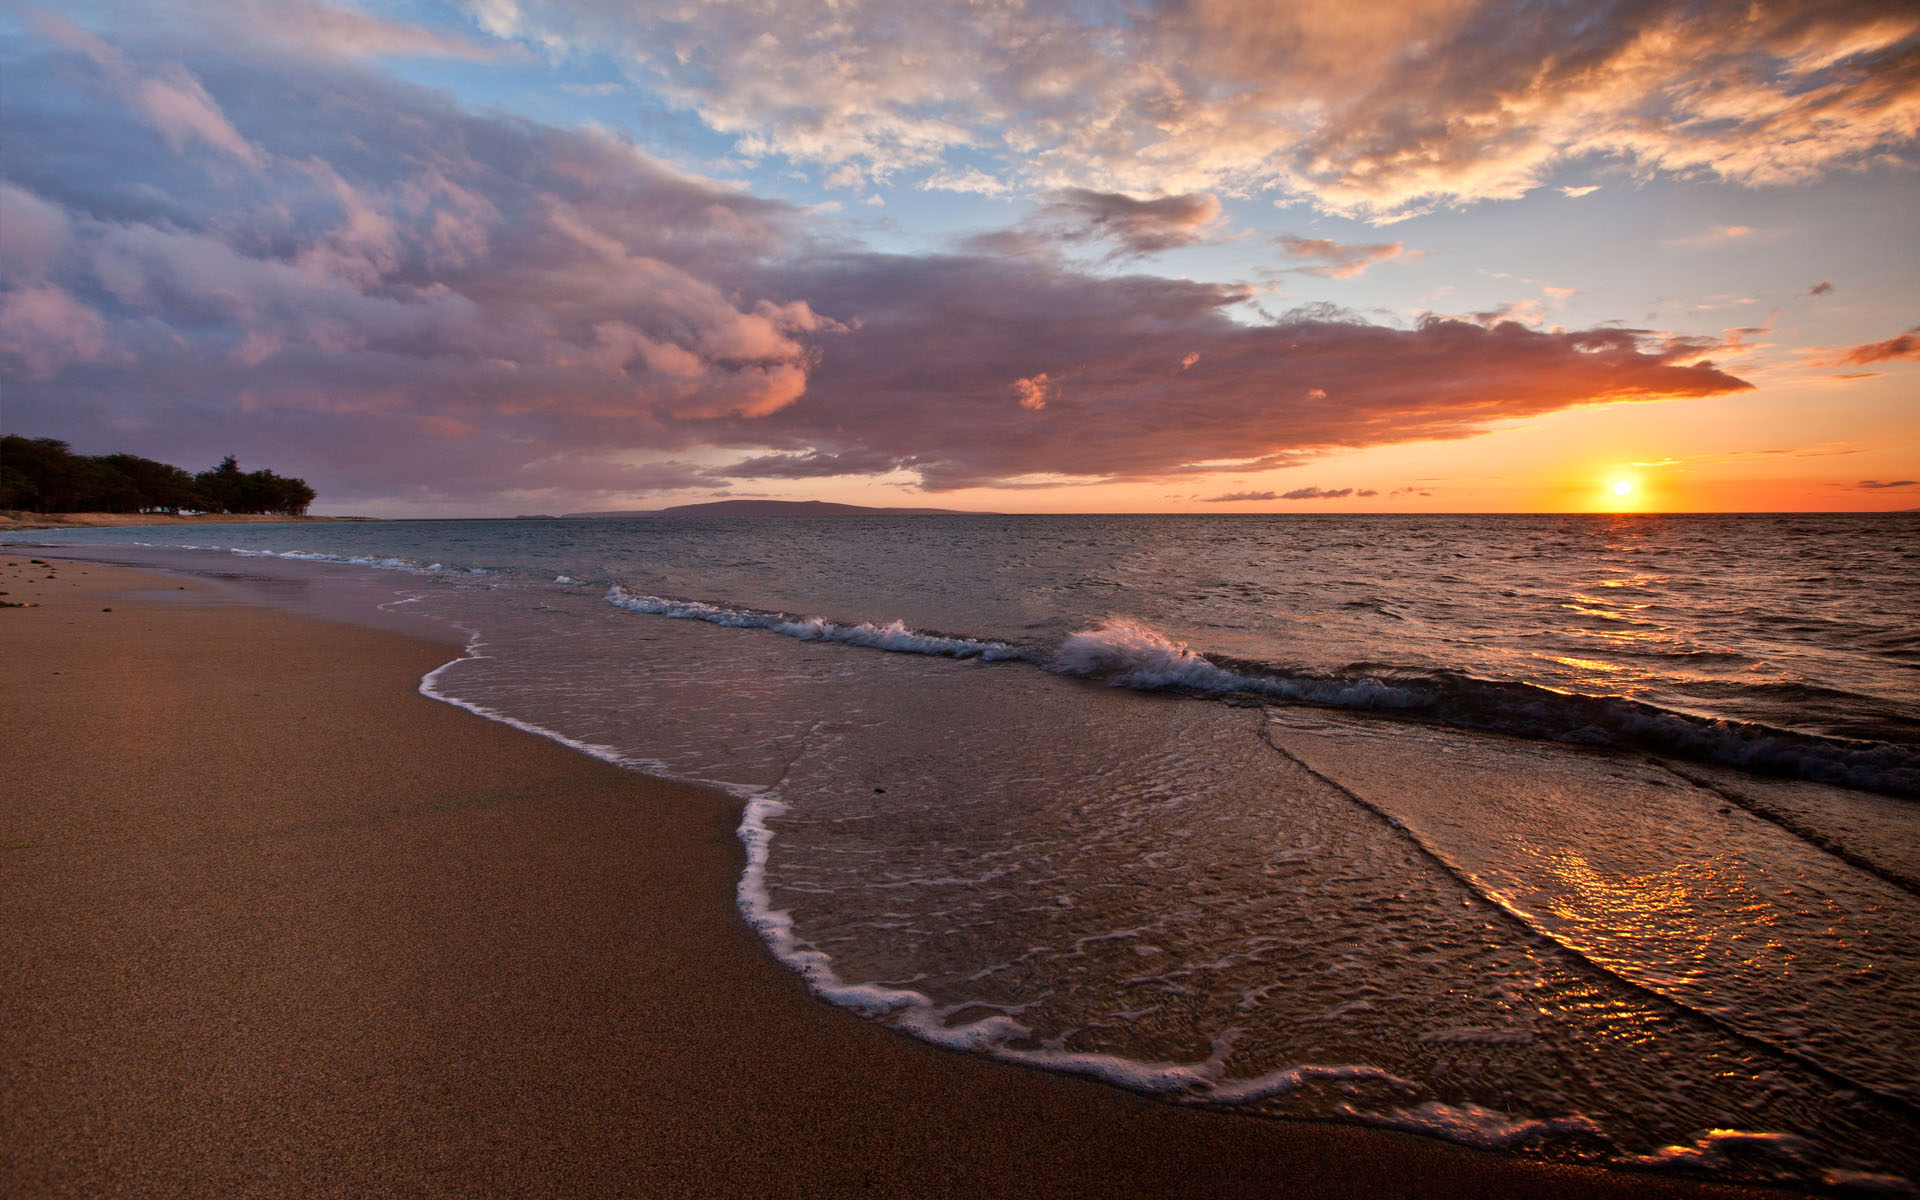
(0, 437, 317, 516)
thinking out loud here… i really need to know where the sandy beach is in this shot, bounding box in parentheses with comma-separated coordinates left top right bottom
(0, 555, 1800, 1199)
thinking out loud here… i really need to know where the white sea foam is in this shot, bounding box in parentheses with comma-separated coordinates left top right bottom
(214, 545, 444, 573)
(1618, 1128, 1816, 1170)
(1339, 1101, 1602, 1151)
(1050, 617, 1919, 795)
(605, 586, 1024, 660)
(1206, 1063, 1416, 1104)
(415, 625, 756, 802)
(1051, 617, 1423, 708)
(733, 786, 1427, 1106)
(1819, 1169, 1915, 1195)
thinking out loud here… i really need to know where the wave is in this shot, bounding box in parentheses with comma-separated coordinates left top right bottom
(182, 545, 498, 576)
(604, 592, 1916, 798)
(735, 788, 1512, 1116)
(1049, 618, 1920, 798)
(604, 586, 1027, 661)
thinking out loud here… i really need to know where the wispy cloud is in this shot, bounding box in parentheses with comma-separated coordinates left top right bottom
(1275, 235, 1412, 278)
(1840, 324, 1920, 364)
(1858, 479, 1918, 490)
(457, 0, 1920, 219)
(1661, 225, 1782, 249)
(921, 167, 1011, 197)
(31, 13, 263, 168)
(1028, 189, 1222, 257)
(1282, 486, 1352, 499)
(1203, 486, 1380, 502)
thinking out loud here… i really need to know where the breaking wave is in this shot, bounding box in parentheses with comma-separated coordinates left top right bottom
(603, 595, 1919, 798)
(1048, 617, 1919, 797)
(604, 585, 1027, 660)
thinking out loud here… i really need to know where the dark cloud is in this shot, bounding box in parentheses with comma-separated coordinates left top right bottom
(1840, 324, 1920, 364)
(1032, 189, 1222, 256)
(1809, 280, 1834, 296)
(722, 264, 1751, 490)
(1858, 480, 1918, 489)
(1202, 491, 1279, 502)
(1280, 486, 1353, 499)
(0, 23, 1755, 511)
(1275, 235, 1411, 278)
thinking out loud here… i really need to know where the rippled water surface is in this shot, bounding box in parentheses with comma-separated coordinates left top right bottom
(24, 513, 1920, 1192)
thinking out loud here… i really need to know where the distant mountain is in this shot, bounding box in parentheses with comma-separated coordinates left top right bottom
(562, 500, 985, 518)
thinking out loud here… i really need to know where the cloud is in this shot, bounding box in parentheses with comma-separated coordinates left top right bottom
(0, 23, 1757, 509)
(210, 0, 511, 61)
(1559, 185, 1601, 198)
(721, 260, 1752, 490)
(1032, 189, 1222, 256)
(0, 283, 113, 379)
(1011, 373, 1056, 410)
(1858, 479, 1918, 489)
(1470, 299, 1548, 327)
(1201, 486, 1384, 502)
(1281, 486, 1353, 499)
(32, 13, 263, 167)
(1809, 280, 1834, 296)
(465, 0, 1920, 219)
(1840, 324, 1920, 364)
(1661, 225, 1778, 248)
(921, 167, 1011, 197)
(1275, 235, 1412, 279)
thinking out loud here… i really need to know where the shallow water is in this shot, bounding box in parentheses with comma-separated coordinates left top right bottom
(23, 513, 1920, 1192)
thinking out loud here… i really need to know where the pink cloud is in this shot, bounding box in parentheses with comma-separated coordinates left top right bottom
(1840, 324, 1920, 364)
(1035, 189, 1223, 256)
(0, 284, 112, 379)
(35, 14, 262, 166)
(1275, 235, 1413, 278)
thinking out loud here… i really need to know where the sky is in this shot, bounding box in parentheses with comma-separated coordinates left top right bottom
(0, 0, 1915, 516)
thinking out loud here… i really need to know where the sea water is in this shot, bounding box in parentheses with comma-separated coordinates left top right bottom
(23, 513, 1920, 1191)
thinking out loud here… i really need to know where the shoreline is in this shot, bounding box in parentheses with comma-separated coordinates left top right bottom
(1, 555, 1800, 1198)
(1, 512, 379, 532)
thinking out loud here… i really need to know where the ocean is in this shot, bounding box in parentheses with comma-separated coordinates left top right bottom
(24, 512, 1920, 1192)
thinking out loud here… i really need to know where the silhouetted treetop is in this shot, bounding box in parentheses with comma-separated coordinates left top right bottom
(0, 437, 316, 516)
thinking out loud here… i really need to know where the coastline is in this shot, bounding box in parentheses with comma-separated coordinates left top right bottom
(0, 556, 1799, 1198)
(0, 512, 378, 532)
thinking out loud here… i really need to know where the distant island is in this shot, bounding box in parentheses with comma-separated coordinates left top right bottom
(562, 500, 986, 518)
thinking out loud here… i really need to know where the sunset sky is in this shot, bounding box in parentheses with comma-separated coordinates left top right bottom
(2, 0, 1915, 515)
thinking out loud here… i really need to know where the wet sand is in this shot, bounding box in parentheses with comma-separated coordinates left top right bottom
(0, 556, 1797, 1198)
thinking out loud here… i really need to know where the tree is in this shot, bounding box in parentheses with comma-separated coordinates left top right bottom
(101, 454, 201, 513)
(0, 438, 317, 516)
(192, 455, 248, 514)
(191, 456, 317, 516)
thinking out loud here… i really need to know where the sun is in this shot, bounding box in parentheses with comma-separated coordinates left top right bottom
(1611, 479, 1634, 497)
